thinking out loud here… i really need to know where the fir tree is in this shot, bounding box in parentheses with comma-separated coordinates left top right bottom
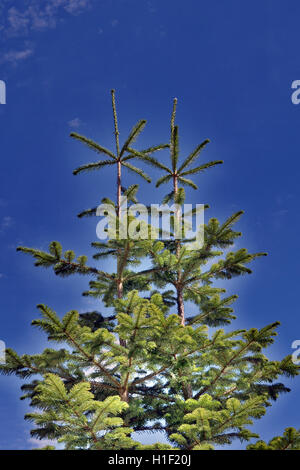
(1, 91, 299, 450)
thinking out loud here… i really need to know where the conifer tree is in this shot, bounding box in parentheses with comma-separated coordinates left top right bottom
(1, 91, 299, 450)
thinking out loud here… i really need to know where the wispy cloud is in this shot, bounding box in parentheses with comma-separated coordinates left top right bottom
(273, 209, 288, 217)
(0, 216, 13, 233)
(111, 19, 119, 27)
(27, 437, 58, 449)
(68, 117, 83, 128)
(0, 1, 93, 66)
(4, 1, 92, 36)
(65, 0, 91, 15)
(1, 47, 34, 65)
(7, 7, 31, 36)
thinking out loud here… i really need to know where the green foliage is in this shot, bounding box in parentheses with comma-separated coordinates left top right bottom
(26, 374, 135, 450)
(3, 91, 298, 450)
(169, 395, 264, 449)
(247, 428, 300, 450)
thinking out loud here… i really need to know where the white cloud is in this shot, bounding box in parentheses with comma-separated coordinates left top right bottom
(64, 0, 91, 15)
(0, 215, 13, 232)
(1, 48, 34, 64)
(0, 1, 93, 65)
(68, 117, 83, 128)
(28, 437, 58, 449)
(7, 7, 30, 35)
(4, 1, 92, 37)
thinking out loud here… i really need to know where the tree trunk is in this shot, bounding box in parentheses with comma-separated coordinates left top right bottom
(116, 160, 126, 346)
(117, 279, 126, 347)
(173, 174, 185, 327)
(173, 174, 191, 398)
(177, 288, 185, 327)
(120, 386, 129, 403)
(117, 160, 121, 220)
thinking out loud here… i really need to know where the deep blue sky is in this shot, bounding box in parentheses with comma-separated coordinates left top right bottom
(0, 0, 300, 449)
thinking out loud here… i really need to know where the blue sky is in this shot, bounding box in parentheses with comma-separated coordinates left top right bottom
(0, 0, 300, 449)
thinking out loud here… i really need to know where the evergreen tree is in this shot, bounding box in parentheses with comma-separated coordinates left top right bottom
(2, 91, 299, 450)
